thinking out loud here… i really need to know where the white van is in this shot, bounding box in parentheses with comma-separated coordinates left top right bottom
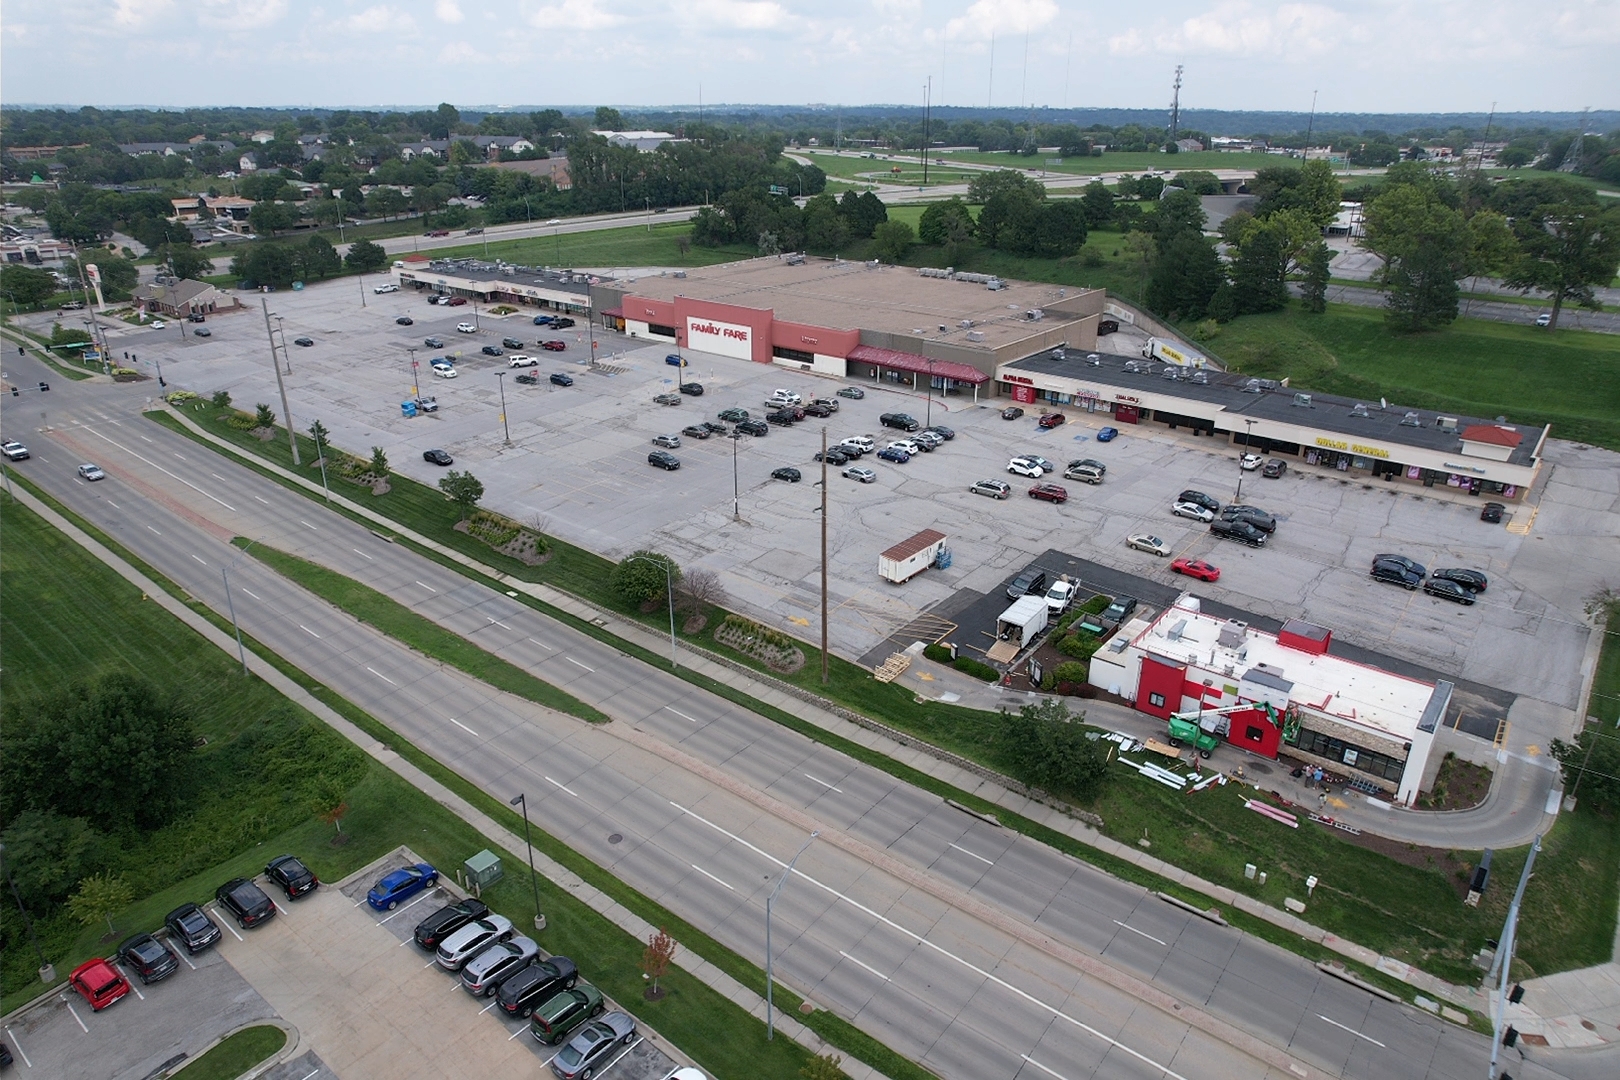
(767, 388, 802, 406)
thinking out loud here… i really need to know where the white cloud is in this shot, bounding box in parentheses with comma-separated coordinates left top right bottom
(434, 0, 464, 22)
(338, 4, 413, 34)
(1108, 2, 1351, 57)
(524, 0, 624, 32)
(197, 0, 290, 31)
(113, 0, 175, 26)
(685, 0, 791, 32)
(946, 0, 1057, 40)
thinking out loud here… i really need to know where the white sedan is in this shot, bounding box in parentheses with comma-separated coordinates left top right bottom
(456, 322, 477, 334)
(1240, 453, 1264, 471)
(1127, 533, 1172, 557)
(1172, 501, 1216, 523)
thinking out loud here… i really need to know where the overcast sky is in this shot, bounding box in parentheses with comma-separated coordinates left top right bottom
(2, 1, 1612, 116)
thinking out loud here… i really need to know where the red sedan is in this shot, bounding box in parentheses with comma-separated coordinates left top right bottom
(70, 957, 131, 1011)
(1171, 557, 1221, 582)
(1037, 412, 1067, 429)
(1028, 482, 1068, 503)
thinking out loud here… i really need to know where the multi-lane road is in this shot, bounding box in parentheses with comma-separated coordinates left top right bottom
(1, 352, 1573, 1080)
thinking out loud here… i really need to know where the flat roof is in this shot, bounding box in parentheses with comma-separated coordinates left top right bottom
(1136, 600, 1435, 743)
(1006, 348, 1543, 466)
(619, 256, 1096, 351)
(403, 258, 593, 298)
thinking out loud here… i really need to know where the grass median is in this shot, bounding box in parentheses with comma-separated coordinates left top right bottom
(170, 1025, 287, 1080)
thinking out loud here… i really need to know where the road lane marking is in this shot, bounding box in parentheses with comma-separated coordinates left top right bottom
(140, 434, 153, 443)
(255, 495, 270, 504)
(948, 842, 993, 865)
(242, 588, 262, 601)
(690, 864, 734, 890)
(804, 773, 844, 793)
(299, 520, 317, 530)
(488, 617, 514, 631)
(1317, 1014, 1386, 1047)
(83, 428, 236, 511)
(415, 580, 437, 592)
(65, 1001, 89, 1033)
(1112, 920, 1167, 946)
(353, 548, 373, 560)
(1020, 1055, 1072, 1080)
(449, 718, 480, 737)
(212, 473, 227, 482)
(839, 950, 891, 981)
(299, 625, 321, 638)
(527, 637, 554, 651)
(191, 554, 207, 565)
(545, 776, 580, 797)
(664, 706, 700, 724)
(3, 1028, 31, 1066)
(565, 656, 594, 672)
(366, 667, 397, 686)
(173, 452, 186, 460)
(147, 525, 161, 534)
(670, 800, 1194, 1080)
(107, 500, 120, 509)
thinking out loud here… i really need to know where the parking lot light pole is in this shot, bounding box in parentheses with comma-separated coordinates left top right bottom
(766, 830, 819, 1040)
(624, 555, 678, 669)
(1235, 418, 1255, 502)
(509, 794, 546, 931)
(261, 298, 300, 465)
(731, 432, 743, 521)
(496, 370, 511, 445)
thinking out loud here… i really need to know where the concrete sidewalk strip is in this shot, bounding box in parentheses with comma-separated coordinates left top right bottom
(8, 485, 887, 1080)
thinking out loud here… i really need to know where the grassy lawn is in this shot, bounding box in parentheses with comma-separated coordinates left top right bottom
(170, 1025, 286, 1080)
(1592, 603, 1620, 727)
(0, 486, 932, 1080)
(144, 405, 1620, 989)
(1202, 302, 1620, 450)
(931, 149, 1286, 176)
(431, 221, 755, 270)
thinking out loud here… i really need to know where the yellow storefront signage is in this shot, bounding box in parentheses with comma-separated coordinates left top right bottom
(1315, 436, 1390, 459)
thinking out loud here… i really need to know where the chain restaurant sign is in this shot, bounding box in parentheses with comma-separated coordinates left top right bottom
(686, 315, 752, 360)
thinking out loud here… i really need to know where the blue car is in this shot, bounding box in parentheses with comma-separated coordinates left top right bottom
(533, 314, 556, 326)
(1096, 426, 1118, 442)
(876, 446, 911, 463)
(367, 863, 439, 911)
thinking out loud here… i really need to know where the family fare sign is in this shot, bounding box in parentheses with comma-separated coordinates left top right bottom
(686, 315, 753, 360)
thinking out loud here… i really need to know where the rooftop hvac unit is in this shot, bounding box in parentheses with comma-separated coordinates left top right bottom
(673, 270, 686, 278)
(917, 267, 952, 278)
(1437, 415, 1459, 433)
(1350, 403, 1371, 418)
(986, 278, 1005, 290)
(955, 271, 992, 284)
(786, 253, 805, 265)
(1053, 347, 1066, 360)
(959, 319, 973, 329)
(1400, 411, 1421, 426)
(966, 330, 985, 342)
(1293, 393, 1313, 408)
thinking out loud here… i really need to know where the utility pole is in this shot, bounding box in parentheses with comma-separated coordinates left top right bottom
(1487, 835, 1541, 1079)
(921, 78, 931, 187)
(987, 30, 995, 108)
(262, 298, 300, 465)
(1305, 89, 1319, 151)
(820, 427, 829, 683)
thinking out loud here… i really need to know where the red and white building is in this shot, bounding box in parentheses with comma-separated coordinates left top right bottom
(1090, 596, 1451, 805)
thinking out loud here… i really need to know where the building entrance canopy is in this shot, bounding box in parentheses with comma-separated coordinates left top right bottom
(847, 345, 991, 384)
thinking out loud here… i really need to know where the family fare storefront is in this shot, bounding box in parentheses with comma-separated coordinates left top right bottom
(998, 350, 1547, 501)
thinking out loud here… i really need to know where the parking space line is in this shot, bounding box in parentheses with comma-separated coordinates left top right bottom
(804, 773, 843, 793)
(527, 637, 554, 651)
(449, 717, 480, 737)
(690, 864, 734, 891)
(565, 656, 594, 672)
(273, 899, 290, 916)
(509, 1025, 529, 1041)
(176, 948, 197, 970)
(65, 1001, 89, 1033)
(664, 705, 700, 724)
(208, 905, 244, 940)
(596, 1037, 640, 1078)
(479, 999, 501, 1014)
(544, 776, 580, 798)
(122, 970, 146, 1000)
(1112, 920, 1167, 946)
(3, 1027, 31, 1066)
(378, 891, 435, 924)
(839, 950, 891, 981)
(948, 842, 993, 865)
(297, 1070, 320, 1080)
(424, 958, 441, 968)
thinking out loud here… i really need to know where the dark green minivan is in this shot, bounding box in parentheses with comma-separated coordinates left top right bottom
(529, 982, 605, 1045)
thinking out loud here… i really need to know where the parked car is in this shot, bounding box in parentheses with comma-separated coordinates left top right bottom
(1178, 490, 1220, 513)
(1172, 501, 1215, 523)
(654, 393, 683, 406)
(842, 465, 876, 483)
(366, 863, 439, 911)
(813, 448, 850, 465)
(69, 958, 130, 1011)
(1240, 453, 1263, 471)
(885, 439, 921, 456)
(423, 336, 445, 348)
(118, 934, 178, 984)
(969, 479, 1011, 499)
(875, 446, 910, 463)
(1098, 318, 1120, 334)
(396, 316, 414, 326)
(456, 322, 477, 333)
(499, 955, 582, 1018)
(803, 402, 832, 417)
(1424, 578, 1477, 604)
(1219, 506, 1277, 532)
(165, 902, 223, 954)
(549, 372, 574, 386)
(549, 1012, 637, 1080)
(192, 326, 212, 336)
(923, 425, 954, 440)
(374, 283, 400, 294)
(552, 317, 575, 329)
(836, 386, 865, 399)
(1211, 519, 1268, 547)
(1102, 596, 1138, 624)
(767, 388, 802, 405)
(998, 407, 1023, 421)
(461, 935, 540, 996)
(1, 440, 30, 461)
(1261, 458, 1288, 478)
(718, 408, 750, 422)
(1006, 456, 1046, 478)
(516, 372, 539, 385)
(879, 412, 920, 431)
(526, 982, 603, 1042)
(436, 914, 515, 970)
(1432, 568, 1488, 593)
(429, 295, 451, 305)
(701, 421, 729, 435)
(648, 450, 681, 470)
(1372, 553, 1428, 579)
(1063, 463, 1104, 484)
(1028, 482, 1068, 503)
(413, 897, 491, 950)
(680, 425, 711, 440)
(736, 419, 770, 436)
(771, 466, 802, 482)
(533, 314, 556, 325)
(187, 312, 206, 323)
(1044, 580, 1077, 614)
(431, 364, 457, 379)
(447, 297, 468, 306)
(1037, 412, 1067, 429)
(214, 878, 276, 928)
(1371, 560, 1423, 590)
(838, 436, 873, 455)
(294, 336, 314, 347)
(1096, 426, 1118, 442)
(1171, 558, 1222, 582)
(1480, 502, 1506, 523)
(912, 431, 943, 450)
(542, 340, 568, 351)
(423, 448, 454, 466)
(1006, 568, 1047, 599)
(264, 855, 319, 899)
(812, 397, 841, 413)
(678, 382, 705, 396)
(502, 337, 525, 349)
(766, 409, 797, 426)
(1127, 533, 1172, 557)
(508, 354, 538, 367)
(653, 433, 681, 449)
(77, 463, 106, 481)
(481, 345, 505, 356)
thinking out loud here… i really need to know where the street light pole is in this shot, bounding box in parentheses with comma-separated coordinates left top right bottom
(496, 370, 511, 445)
(766, 830, 820, 1040)
(407, 347, 420, 399)
(222, 538, 263, 675)
(731, 431, 742, 522)
(509, 794, 547, 932)
(1235, 418, 1254, 502)
(262, 298, 300, 465)
(625, 555, 678, 669)
(312, 422, 331, 502)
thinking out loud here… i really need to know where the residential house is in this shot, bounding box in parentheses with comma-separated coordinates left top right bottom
(491, 156, 572, 189)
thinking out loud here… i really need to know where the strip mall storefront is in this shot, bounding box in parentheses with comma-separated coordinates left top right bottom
(620, 294, 859, 375)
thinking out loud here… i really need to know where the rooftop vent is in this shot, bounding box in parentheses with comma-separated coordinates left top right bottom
(1350, 403, 1370, 418)
(1293, 393, 1314, 408)
(1437, 415, 1459, 433)
(966, 330, 985, 342)
(1400, 411, 1421, 426)
(1190, 371, 1209, 384)
(672, 270, 686, 278)
(1217, 620, 1248, 649)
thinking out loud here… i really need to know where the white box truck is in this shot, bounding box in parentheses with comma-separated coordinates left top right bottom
(878, 529, 948, 584)
(1142, 337, 1207, 368)
(996, 595, 1049, 649)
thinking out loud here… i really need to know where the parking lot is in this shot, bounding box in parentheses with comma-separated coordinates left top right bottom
(74, 274, 1610, 717)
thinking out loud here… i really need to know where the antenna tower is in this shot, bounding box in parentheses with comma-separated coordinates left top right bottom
(1558, 107, 1590, 172)
(1169, 65, 1183, 139)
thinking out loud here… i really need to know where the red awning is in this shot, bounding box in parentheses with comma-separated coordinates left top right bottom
(600, 307, 624, 318)
(846, 345, 990, 384)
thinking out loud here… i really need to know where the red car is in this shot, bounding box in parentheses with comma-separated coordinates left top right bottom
(70, 958, 131, 1011)
(1171, 557, 1221, 582)
(447, 297, 468, 306)
(541, 340, 567, 351)
(424, 229, 450, 237)
(1028, 482, 1068, 503)
(1037, 412, 1067, 429)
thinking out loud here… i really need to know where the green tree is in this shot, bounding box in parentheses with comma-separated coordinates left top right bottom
(1173, 170, 1222, 195)
(307, 419, 331, 459)
(67, 872, 135, 938)
(367, 187, 408, 220)
(1295, 159, 1344, 229)
(312, 774, 349, 838)
(81, 253, 138, 301)
(248, 201, 295, 236)
(610, 550, 681, 608)
(344, 238, 388, 273)
(1384, 245, 1462, 331)
(593, 106, 625, 131)
(429, 102, 462, 140)
(1001, 698, 1111, 803)
(640, 927, 677, 996)
(254, 403, 276, 427)
(299, 235, 342, 281)
(1078, 180, 1115, 228)
(1552, 728, 1620, 812)
(1152, 188, 1206, 249)
(803, 196, 850, 253)
(1299, 241, 1332, 314)
(1, 264, 59, 307)
(369, 445, 389, 477)
(0, 809, 103, 910)
(1145, 231, 1223, 320)
(1229, 228, 1289, 315)
(438, 469, 484, 518)
(966, 169, 1044, 205)
(917, 197, 976, 245)
(160, 244, 214, 282)
(872, 220, 915, 263)
(1503, 205, 1620, 331)
(1364, 183, 1471, 331)
(1207, 279, 1238, 323)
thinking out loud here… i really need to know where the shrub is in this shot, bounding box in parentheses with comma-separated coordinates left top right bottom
(210, 390, 232, 409)
(1057, 633, 1104, 660)
(165, 390, 198, 404)
(922, 643, 953, 663)
(1078, 594, 1112, 615)
(1052, 661, 1089, 684)
(254, 403, 276, 428)
(225, 411, 258, 431)
(953, 656, 999, 682)
(1040, 671, 1057, 691)
(611, 550, 681, 607)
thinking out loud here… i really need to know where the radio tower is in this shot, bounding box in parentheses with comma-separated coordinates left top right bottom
(1558, 107, 1590, 173)
(1169, 65, 1183, 140)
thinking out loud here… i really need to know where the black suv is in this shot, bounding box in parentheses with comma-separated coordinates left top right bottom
(496, 955, 580, 1018)
(880, 412, 920, 432)
(1431, 568, 1487, 593)
(214, 878, 276, 928)
(1480, 502, 1505, 523)
(1102, 597, 1138, 624)
(264, 855, 319, 899)
(1371, 559, 1422, 590)
(735, 419, 769, 437)
(1178, 490, 1220, 513)
(1219, 505, 1276, 532)
(766, 409, 798, 426)
(1006, 568, 1047, 599)
(1373, 553, 1427, 578)
(481, 345, 504, 356)
(1210, 519, 1267, 547)
(648, 450, 681, 470)
(678, 382, 704, 396)
(414, 898, 492, 951)
(165, 903, 223, 954)
(803, 402, 832, 418)
(502, 337, 525, 349)
(552, 317, 575, 329)
(118, 934, 179, 984)
(1423, 578, 1476, 605)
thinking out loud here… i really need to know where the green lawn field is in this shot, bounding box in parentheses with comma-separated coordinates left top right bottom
(930, 149, 1287, 176)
